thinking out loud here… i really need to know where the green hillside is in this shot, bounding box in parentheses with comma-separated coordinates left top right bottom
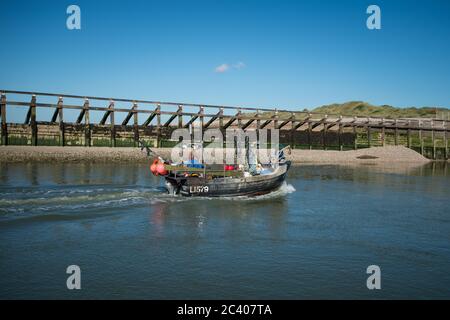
(311, 101, 449, 119)
(243, 101, 449, 120)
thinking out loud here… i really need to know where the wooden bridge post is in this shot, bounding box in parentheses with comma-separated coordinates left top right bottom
(407, 120, 411, 148)
(308, 114, 312, 150)
(83, 99, 90, 147)
(444, 121, 448, 160)
(237, 108, 242, 129)
(178, 105, 183, 128)
(306, 113, 312, 150)
(110, 101, 115, 147)
(273, 109, 278, 133)
(0, 93, 7, 145)
(322, 114, 328, 150)
(431, 120, 436, 160)
(218, 108, 224, 146)
(394, 119, 399, 145)
(353, 116, 357, 150)
(30, 95, 37, 146)
(338, 115, 343, 151)
(199, 106, 205, 130)
(133, 103, 139, 147)
(255, 109, 261, 149)
(256, 109, 261, 130)
(218, 108, 224, 130)
(419, 120, 424, 156)
(367, 117, 371, 148)
(290, 112, 296, 149)
(57, 97, 64, 146)
(381, 118, 385, 147)
(156, 104, 161, 147)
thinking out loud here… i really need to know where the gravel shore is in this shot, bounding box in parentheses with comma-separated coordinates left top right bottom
(0, 145, 431, 164)
(287, 146, 430, 164)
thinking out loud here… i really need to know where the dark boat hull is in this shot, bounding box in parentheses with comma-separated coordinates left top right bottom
(165, 162, 290, 197)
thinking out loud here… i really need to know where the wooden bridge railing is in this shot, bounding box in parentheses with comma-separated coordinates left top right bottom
(0, 90, 448, 159)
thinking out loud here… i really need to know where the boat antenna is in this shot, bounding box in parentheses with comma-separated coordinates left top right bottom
(138, 140, 161, 158)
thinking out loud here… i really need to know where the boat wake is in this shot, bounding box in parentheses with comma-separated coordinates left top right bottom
(0, 182, 296, 223)
(0, 184, 164, 222)
(225, 182, 296, 201)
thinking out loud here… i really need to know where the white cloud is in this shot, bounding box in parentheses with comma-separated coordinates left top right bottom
(215, 63, 230, 73)
(233, 61, 246, 69)
(214, 61, 246, 73)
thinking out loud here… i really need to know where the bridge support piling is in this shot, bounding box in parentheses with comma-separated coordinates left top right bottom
(419, 121, 424, 156)
(30, 95, 37, 146)
(322, 115, 327, 150)
(57, 97, 65, 146)
(84, 99, 90, 147)
(0, 94, 7, 145)
(133, 103, 139, 147)
(110, 102, 115, 147)
(178, 105, 183, 128)
(443, 120, 448, 160)
(445, 130, 448, 161)
(394, 119, 399, 145)
(156, 104, 161, 148)
(431, 121, 436, 160)
(407, 121, 411, 148)
(308, 117, 312, 150)
(200, 107, 205, 131)
(290, 113, 296, 149)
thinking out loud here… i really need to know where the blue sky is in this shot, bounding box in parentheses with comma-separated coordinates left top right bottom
(1, 0, 449, 114)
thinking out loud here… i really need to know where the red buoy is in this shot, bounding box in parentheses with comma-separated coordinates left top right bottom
(150, 159, 158, 175)
(156, 162, 168, 176)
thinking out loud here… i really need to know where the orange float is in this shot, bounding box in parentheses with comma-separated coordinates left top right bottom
(150, 159, 159, 175)
(156, 162, 168, 176)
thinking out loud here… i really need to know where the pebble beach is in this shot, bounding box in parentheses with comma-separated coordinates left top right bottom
(0, 145, 431, 164)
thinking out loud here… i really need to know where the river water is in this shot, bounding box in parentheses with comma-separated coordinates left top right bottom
(0, 162, 449, 299)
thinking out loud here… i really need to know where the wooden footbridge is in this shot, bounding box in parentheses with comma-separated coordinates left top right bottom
(0, 90, 448, 160)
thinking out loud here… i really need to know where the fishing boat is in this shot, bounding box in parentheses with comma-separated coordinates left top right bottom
(141, 141, 291, 197)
